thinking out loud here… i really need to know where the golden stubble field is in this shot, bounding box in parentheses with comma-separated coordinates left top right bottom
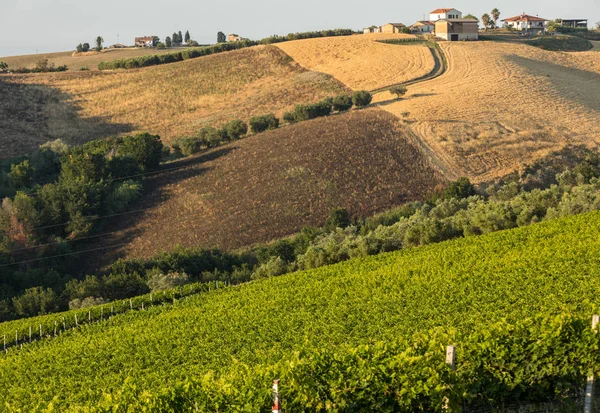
(0, 46, 348, 156)
(0, 48, 176, 71)
(372, 41, 600, 182)
(276, 33, 435, 90)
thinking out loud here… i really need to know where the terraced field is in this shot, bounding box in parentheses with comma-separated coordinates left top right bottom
(276, 34, 435, 90)
(0, 46, 347, 156)
(373, 41, 600, 182)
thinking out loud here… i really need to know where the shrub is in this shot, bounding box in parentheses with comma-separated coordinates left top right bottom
(324, 207, 351, 231)
(389, 85, 408, 99)
(251, 256, 289, 279)
(118, 133, 164, 171)
(352, 90, 372, 108)
(12, 287, 58, 317)
(147, 269, 190, 292)
(198, 126, 222, 148)
(69, 296, 108, 310)
(443, 177, 477, 200)
(332, 94, 353, 112)
(173, 137, 203, 156)
(224, 120, 248, 141)
(283, 112, 297, 124)
(249, 114, 279, 133)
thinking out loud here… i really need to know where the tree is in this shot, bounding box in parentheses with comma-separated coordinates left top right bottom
(389, 85, 407, 99)
(249, 114, 279, 133)
(118, 133, 164, 171)
(185, 30, 191, 44)
(332, 94, 353, 112)
(443, 177, 476, 200)
(464, 14, 479, 22)
(82, 43, 90, 52)
(217, 31, 226, 43)
(352, 90, 372, 108)
(95, 36, 104, 52)
(165, 36, 172, 47)
(491, 8, 501, 29)
(324, 207, 350, 231)
(224, 120, 248, 140)
(0, 61, 7, 72)
(152, 36, 160, 46)
(76, 43, 83, 53)
(482, 14, 492, 31)
(12, 287, 58, 317)
(178, 31, 183, 45)
(546, 20, 561, 33)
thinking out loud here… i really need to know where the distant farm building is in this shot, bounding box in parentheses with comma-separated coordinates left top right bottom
(430, 8, 462, 21)
(363, 26, 381, 34)
(502, 14, 547, 32)
(560, 19, 588, 28)
(135, 37, 154, 47)
(379, 23, 406, 34)
(435, 19, 479, 41)
(109, 43, 127, 49)
(228, 34, 243, 42)
(410, 21, 435, 33)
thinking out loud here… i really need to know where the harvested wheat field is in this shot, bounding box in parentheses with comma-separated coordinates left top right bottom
(0, 46, 347, 156)
(373, 41, 600, 182)
(276, 34, 435, 90)
(0, 48, 176, 71)
(83, 109, 444, 269)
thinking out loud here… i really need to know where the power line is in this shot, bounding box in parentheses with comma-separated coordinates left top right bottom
(5, 230, 125, 253)
(0, 243, 129, 268)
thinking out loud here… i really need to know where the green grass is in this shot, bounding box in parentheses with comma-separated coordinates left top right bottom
(3, 212, 600, 410)
(526, 35, 593, 51)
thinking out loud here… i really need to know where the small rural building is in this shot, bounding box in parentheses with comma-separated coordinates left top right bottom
(435, 19, 479, 41)
(560, 19, 588, 28)
(109, 43, 127, 49)
(410, 21, 436, 33)
(379, 23, 406, 33)
(502, 14, 547, 32)
(135, 37, 154, 47)
(430, 8, 462, 22)
(363, 26, 381, 34)
(227, 34, 242, 42)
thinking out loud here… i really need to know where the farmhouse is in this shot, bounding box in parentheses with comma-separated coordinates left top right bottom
(430, 8, 462, 21)
(379, 23, 406, 34)
(435, 19, 479, 41)
(410, 21, 435, 33)
(363, 26, 381, 34)
(135, 36, 154, 47)
(502, 14, 547, 32)
(228, 34, 242, 42)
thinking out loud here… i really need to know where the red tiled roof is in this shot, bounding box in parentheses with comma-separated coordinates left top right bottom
(503, 14, 547, 22)
(430, 8, 455, 14)
(414, 21, 435, 25)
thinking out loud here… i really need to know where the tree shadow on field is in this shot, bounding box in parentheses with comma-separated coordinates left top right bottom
(0, 76, 133, 159)
(507, 55, 600, 113)
(74, 147, 236, 275)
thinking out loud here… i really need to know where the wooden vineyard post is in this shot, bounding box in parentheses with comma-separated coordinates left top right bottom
(15, 331, 18, 346)
(62, 317, 66, 332)
(130, 299, 133, 310)
(101, 307, 104, 321)
(75, 314, 78, 327)
(272, 379, 282, 413)
(141, 301, 144, 311)
(54, 321, 57, 337)
(443, 345, 456, 411)
(88, 311, 91, 322)
(150, 293, 153, 303)
(585, 315, 600, 413)
(29, 326, 32, 343)
(111, 305, 114, 316)
(39, 324, 42, 339)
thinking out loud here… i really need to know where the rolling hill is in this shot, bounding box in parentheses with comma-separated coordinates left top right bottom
(83, 108, 445, 268)
(2, 211, 600, 410)
(0, 45, 347, 157)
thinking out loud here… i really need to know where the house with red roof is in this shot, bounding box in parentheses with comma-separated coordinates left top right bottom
(410, 21, 436, 33)
(502, 14, 548, 32)
(430, 8, 462, 22)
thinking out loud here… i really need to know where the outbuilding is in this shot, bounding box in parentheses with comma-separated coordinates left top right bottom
(411, 21, 436, 33)
(435, 19, 479, 41)
(379, 23, 406, 34)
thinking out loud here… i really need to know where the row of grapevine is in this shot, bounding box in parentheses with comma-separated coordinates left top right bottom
(2, 212, 600, 410)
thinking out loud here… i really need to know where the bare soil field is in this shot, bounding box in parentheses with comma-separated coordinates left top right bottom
(373, 41, 600, 182)
(0, 48, 176, 71)
(276, 34, 435, 90)
(0, 46, 347, 157)
(84, 109, 444, 268)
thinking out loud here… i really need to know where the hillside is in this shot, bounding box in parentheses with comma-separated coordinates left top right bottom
(3, 211, 600, 410)
(0, 47, 176, 71)
(277, 36, 600, 183)
(0, 45, 347, 157)
(83, 108, 444, 267)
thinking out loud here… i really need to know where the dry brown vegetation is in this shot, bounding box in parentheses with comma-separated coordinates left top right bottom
(373, 41, 600, 182)
(0, 48, 175, 71)
(276, 34, 435, 90)
(0, 46, 347, 156)
(85, 109, 444, 267)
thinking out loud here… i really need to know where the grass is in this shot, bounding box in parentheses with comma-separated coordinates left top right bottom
(526, 35, 594, 52)
(0, 47, 179, 71)
(80, 108, 445, 270)
(3, 210, 600, 410)
(0, 46, 348, 155)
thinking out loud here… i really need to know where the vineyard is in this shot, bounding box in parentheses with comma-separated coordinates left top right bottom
(3, 211, 600, 410)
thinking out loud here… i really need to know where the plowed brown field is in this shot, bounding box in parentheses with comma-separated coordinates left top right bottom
(276, 34, 435, 90)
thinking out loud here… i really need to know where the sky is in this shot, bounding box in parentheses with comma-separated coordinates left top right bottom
(0, 0, 598, 57)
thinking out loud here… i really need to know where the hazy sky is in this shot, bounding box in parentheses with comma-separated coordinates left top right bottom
(1, 0, 598, 57)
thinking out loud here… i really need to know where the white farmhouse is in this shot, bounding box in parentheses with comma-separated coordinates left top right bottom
(429, 8, 462, 22)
